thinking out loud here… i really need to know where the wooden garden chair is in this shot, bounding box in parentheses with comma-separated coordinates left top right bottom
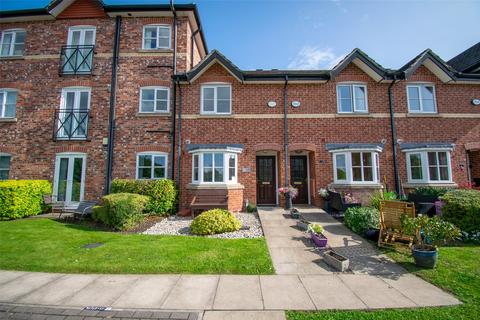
(378, 200, 415, 247)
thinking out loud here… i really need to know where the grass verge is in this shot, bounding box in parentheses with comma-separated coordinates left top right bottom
(0, 218, 274, 275)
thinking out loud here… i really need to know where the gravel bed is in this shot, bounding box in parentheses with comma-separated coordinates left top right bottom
(142, 212, 264, 238)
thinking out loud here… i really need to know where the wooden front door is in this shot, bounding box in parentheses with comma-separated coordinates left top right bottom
(256, 156, 276, 205)
(290, 155, 308, 204)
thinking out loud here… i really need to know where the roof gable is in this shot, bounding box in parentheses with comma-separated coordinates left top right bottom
(49, 0, 106, 19)
(330, 48, 386, 82)
(397, 49, 455, 83)
(448, 42, 480, 74)
(184, 50, 244, 82)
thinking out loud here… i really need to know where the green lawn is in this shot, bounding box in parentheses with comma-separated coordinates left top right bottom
(288, 245, 480, 320)
(0, 218, 274, 275)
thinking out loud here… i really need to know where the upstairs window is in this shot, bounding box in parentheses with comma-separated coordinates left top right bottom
(406, 151, 451, 183)
(143, 25, 171, 50)
(0, 29, 25, 57)
(136, 153, 167, 179)
(0, 89, 17, 118)
(407, 84, 436, 113)
(0, 153, 11, 180)
(337, 84, 368, 113)
(192, 152, 237, 184)
(139, 87, 169, 113)
(201, 84, 232, 114)
(333, 151, 380, 184)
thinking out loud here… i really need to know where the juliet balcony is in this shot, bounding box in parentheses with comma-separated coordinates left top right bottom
(53, 109, 90, 141)
(59, 45, 95, 75)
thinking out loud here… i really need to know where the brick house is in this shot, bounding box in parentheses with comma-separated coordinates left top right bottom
(1, 0, 479, 212)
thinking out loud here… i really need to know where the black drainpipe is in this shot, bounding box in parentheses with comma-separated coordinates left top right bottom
(104, 15, 121, 195)
(169, 0, 178, 180)
(388, 76, 400, 194)
(190, 27, 201, 69)
(176, 80, 183, 184)
(283, 75, 292, 209)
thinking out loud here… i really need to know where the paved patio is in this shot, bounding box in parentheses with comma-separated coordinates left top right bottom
(258, 206, 406, 275)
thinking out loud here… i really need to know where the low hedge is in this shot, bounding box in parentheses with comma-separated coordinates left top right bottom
(92, 193, 150, 230)
(190, 209, 241, 235)
(344, 206, 380, 235)
(0, 180, 52, 220)
(440, 189, 480, 234)
(111, 179, 177, 216)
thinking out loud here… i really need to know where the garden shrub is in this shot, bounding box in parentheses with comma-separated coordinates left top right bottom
(0, 180, 51, 220)
(440, 189, 480, 234)
(344, 206, 380, 235)
(92, 193, 150, 230)
(370, 190, 397, 210)
(410, 186, 450, 199)
(111, 179, 177, 216)
(190, 209, 241, 235)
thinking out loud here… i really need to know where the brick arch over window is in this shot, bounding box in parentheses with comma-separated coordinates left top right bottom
(135, 145, 170, 153)
(139, 79, 171, 87)
(61, 80, 95, 88)
(253, 143, 283, 152)
(289, 143, 316, 152)
(54, 146, 89, 153)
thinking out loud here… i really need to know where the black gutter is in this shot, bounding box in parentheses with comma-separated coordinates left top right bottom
(104, 15, 121, 195)
(387, 77, 400, 195)
(190, 27, 201, 69)
(283, 75, 292, 209)
(0, 8, 49, 18)
(170, 0, 178, 180)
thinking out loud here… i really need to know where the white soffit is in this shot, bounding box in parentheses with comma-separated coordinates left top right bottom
(352, 58, 383, 82)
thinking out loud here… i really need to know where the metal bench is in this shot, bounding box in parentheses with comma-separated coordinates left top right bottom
(190, 189, 228, 216)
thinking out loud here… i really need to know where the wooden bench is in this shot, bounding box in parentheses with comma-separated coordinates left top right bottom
(190, 189, 228, 216)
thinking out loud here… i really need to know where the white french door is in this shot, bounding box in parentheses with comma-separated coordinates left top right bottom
(53, 154, 86, 205)
(58, 88, 90, 139)
(64, 26, 96, 73)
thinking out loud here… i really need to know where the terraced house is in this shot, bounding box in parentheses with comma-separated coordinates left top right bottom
(1, 0, 479, 213)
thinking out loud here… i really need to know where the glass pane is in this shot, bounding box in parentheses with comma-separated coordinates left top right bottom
(138, 155, 151, 167)
(229, 155, 236, 180)
(217, 87, 230, 100)
(428, 152, 438, 165)
(156, 100, 168, 111)
(429, 166, 439, 181)
(203, 87, 214, 100)
(0, 156, 10, 169)
(439, 166, 449, 180)
(70, 31, 81, 45)
(355, 97, 366, 111)
(142, 89, 155, 101)
(338, 85, 351, 99)
(71, 157, 83, 202)
(65, 92, 75, 109)
(408, 87, 419, 99)
(352, 153, 361, 166)
(79, 92, 89, 110)
(409, 99, 421, 111)
(421, 86, 434, 100)
(154, 156, 165, 167)
(0, 44, 9, 56)
(438, 152, 448, 165)
(363, 167, 373, 181)
(411, 167, 423, 180)
(144, 38, 156, 49)
(339, 98, 352, 112)
(337, 168, 346, 180)
(335, 154, 345, 168)
(214, 168, 224, 182)
(410, 153, 422, 166)
(354, 86, 366, 110)
(1, 33, 12, 55)
(0, 92, 3, 115)
(0, 170, 8, 180)
(362, 152, 372, 166)
(408, 87, 420, 111)
(203, 99, 214, 112)
(13, 43, 24, 56)
(138, 168, 151, 179)
(57, 158, 69, 202)
(193, 154, 199, 167)
(158, 27, 170, 37)
(141, 101, 154, 112)
(157, 89, 168, 100)
(154, 167, 165, 178)
(84, 30, 94, 45)
(14, 31, 25, 44)
(422, 99, 435, 112)
(193, 168, 199, 181)
(214, 153, 224, 167)
(5, 103, 16, 118)
(217, 100, 230, 113)
(193, 154, 199, 181)
(203, 153, 212, 167)
(352, 168, 362, 181)
(203, 168, 212, 182)
(158, 37, 169, 48)
(145, 27, 157, 38)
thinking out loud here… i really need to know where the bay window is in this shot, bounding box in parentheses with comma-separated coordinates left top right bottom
(136, 152, 167, 179)
(192, 152, 237, 184)
(406, 150, 451, 183)
(333, 151, 380, 184)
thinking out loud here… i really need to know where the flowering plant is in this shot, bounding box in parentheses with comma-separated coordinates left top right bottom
(318, 188, 329, 199)
(278, 186, 299, 199)
(343, 192, 360, 204)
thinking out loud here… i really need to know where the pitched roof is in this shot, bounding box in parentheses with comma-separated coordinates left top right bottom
(330, 48, 387, 81)
(447, 42, 480, 73)
(396, 49, 455, 82)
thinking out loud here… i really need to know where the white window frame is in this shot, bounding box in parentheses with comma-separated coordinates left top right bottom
(0, 89, 18, 118)
(336, 83, 368, 113)
(200, 84, 232, 115)
(139, 86, 170, 113)
(406, 83, 437, 113)
(332, 150, 380, 185)
(67, 26, 96, 46)
(406, 150, 452, 183)
(142, 24, 171, 50)
(0, 152, 11, 180)
(0, 29, 26, 57)
(191, 151, 238, 184)
(136, 152, 168, 180)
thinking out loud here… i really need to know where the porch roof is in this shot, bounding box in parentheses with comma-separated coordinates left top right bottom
(186, 143, 244, 153)
(325, 143, 384, 152)
(399, 142, 455, 151)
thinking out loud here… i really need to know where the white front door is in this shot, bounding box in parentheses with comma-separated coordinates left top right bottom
(54, 154, 86, 205)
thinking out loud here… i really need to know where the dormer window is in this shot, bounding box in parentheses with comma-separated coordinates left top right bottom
(0, 29, 25, 57)
(337, 84, 368, 113)
(407, 84, 436, 113)
(143, 25, 171, 50)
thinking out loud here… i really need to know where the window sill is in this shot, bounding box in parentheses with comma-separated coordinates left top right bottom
(199, 114, 234, 118)
(187, 183, 244, 190)
(0, 118, 17, 123)
(335, 113, 371, 117)
(403, 182, 457, 188)
(0, 56, 24, 60)
(328, 183, 383, 189)
(406, 113, 439, 117)
(136, 112, 171, 117)
(138, 49, 173, 53)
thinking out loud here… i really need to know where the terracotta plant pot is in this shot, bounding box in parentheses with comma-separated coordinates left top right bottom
(311, 232, 328, 247)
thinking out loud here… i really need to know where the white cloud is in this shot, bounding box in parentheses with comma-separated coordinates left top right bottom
(287, 46, 346, 70)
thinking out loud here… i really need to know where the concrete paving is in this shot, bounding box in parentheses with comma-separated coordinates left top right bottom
(0, 270, 460, 312)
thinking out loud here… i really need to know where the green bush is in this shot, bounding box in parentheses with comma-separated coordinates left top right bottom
(344, 206, 380, 235)
(0, 180, 52, 220)
(246, 204, 256, 213)
(190, 209, 241, 235)
(92, 193, 150, 230)
(410, 186, 450, 199)
(440, 189, 480, 234)
(370, 190, 397, 210)
(111, 179, 177, 216)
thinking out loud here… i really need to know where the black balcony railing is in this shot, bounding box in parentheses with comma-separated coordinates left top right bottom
(59, 45, 95, 75)
(53, 109, 90, 140)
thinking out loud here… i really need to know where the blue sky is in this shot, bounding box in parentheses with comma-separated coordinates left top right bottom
(2, 0, 480, 70)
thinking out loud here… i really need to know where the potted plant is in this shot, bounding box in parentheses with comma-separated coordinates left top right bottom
(278, 186, 298, 210)
(401, 215, 461, 268)
(318, 187, 330, 211)
(308, 223, 328, 248)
